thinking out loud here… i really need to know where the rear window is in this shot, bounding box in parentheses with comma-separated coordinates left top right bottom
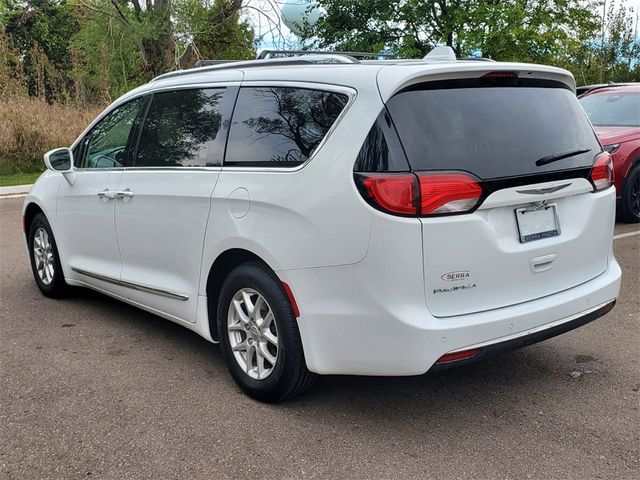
(579, 91, 640, 127)
(385, 84, 601, 179)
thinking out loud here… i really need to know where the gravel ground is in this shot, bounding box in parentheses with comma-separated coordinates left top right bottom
(1, 196, 638, 480)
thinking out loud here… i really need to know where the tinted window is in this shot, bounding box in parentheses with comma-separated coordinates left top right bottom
(387, 85, 601, 179)
(580, 91, 640, 127)
(354, 110, 410, 172)
(225, 87, 349, 167)
(81, 98, 143, 169)
(135, 88, 224, 167)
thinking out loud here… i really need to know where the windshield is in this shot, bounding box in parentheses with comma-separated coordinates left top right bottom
(579, 91, 640, 127)
(387, 85, 600, 180)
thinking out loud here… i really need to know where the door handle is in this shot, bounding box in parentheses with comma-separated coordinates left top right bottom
(115, 189, 134, 200)
(97, 189, 117, 200)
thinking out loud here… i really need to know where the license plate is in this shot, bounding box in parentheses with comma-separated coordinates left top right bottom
(515, 203, 560, 243)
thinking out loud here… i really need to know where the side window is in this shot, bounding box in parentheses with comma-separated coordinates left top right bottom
(80, 98, 143, 169)
(134, 88, 225, 167)
(225, 86, 349, 167)
(354, 109, 410, 172)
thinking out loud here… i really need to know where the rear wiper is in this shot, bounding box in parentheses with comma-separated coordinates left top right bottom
(535, 148, 591, 166)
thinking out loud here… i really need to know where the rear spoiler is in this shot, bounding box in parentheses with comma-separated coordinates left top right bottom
(377, 63, 576, 102)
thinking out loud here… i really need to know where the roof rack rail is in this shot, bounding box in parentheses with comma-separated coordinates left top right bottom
(193, 59, 241, 67)
(257, 49, 397, 60)
(152, 56, 347, 82)
(462, 56, 496, 62)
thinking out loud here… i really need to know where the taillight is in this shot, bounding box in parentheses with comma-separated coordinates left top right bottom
(590, 152, 614, 191)
(418, 173, 483, 215)
(356, 172, 483, 216)
(360, 174, 418, 215)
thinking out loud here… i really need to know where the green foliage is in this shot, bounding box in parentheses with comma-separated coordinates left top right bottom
(305, 0, 638, 84)
(2, 0, 255, 104)
(69, 0, 145, 102)
(3, 0, 79, 101)
(174, 0, 255, 65)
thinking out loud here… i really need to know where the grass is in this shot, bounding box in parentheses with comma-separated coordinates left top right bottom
(0, 97, 102, 179)
(0, 170, 43, 187)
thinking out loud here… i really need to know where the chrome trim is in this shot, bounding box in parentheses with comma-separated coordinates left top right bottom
(74, 166, 223, 172)
(71, 82, 357, 174)
(221, 82, 357, 173)
(70, 82, 243, 152)
(71, 267, 189, 301)
(516, 183, 572, 195)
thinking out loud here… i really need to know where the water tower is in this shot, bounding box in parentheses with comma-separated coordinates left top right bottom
(280, 1, 321, 36)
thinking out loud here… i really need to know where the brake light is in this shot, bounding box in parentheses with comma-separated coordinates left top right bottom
(482, 71, 518, 79)
(356, 172, 483, 216)
(590, 152, 614, 191)
(361, 174, 418, 215)
(418, 173, 483, 215)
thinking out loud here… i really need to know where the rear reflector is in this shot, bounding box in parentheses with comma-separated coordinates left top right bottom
(362, 174, 418, 215)
(418, 173, 483, 215)
(590, 152, 614, 191)
(436, 348, 480, 364)
(281, 282, 300, 318)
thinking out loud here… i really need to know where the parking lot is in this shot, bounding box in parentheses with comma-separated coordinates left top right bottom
(0, 195, 638, 479)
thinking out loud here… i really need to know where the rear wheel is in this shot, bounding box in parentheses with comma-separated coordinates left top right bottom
(217, 262, 316, 402)
(619, 165, 640, 223)
(28, 213, 68, 297)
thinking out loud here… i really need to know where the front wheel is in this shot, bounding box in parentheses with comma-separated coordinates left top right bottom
(618, 165, 640, 223)
(27, 212, 68, 297)
(217, 262, 316, 402)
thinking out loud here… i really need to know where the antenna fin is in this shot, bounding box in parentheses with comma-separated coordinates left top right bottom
(423, 46, 456, 62)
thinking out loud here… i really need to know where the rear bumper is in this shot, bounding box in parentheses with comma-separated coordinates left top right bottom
(280, 257, 621, 376)
(430, 300, 616, 371)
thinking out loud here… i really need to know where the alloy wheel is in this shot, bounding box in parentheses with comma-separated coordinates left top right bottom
(33, 227, 54, 285)
(227, 288, 279, 380)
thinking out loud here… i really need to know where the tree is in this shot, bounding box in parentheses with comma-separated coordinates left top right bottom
(174, 0, 255, 68)
(3, 0, 79, 101)
(302, 0, 602, 62)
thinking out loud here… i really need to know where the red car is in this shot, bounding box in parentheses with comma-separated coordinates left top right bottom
(579, 84, 640, 223)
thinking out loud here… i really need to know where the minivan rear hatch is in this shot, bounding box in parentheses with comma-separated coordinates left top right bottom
(384, 75, 611, 317)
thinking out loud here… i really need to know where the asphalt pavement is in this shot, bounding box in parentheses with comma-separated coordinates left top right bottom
(1, 196, 638, 479)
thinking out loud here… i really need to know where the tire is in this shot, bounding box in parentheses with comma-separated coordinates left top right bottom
(618, 165, 640, 223)
(217, 262, 316, 402)
(27, 213, 68, 297)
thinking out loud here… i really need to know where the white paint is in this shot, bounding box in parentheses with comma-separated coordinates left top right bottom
(21, 59, 622, 380)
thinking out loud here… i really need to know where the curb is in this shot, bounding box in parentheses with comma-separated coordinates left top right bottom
(0, 184, 32, 198)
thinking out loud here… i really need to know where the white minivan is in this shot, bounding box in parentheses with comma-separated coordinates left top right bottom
(23, 49, 621, 401)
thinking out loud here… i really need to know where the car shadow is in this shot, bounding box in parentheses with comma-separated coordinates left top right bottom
(67, 286, 568, 423)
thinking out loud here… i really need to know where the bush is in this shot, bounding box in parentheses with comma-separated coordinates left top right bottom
(0, 97, 103, 174)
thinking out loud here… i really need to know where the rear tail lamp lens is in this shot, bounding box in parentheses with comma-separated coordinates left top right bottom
(418, 173, 483, 215)
(590, 152, 614, 191)
(361, 174, 418, 215)
(356, 172, 483, 217)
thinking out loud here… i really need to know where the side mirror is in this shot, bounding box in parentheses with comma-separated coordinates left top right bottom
(44, 148, 74, 173)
